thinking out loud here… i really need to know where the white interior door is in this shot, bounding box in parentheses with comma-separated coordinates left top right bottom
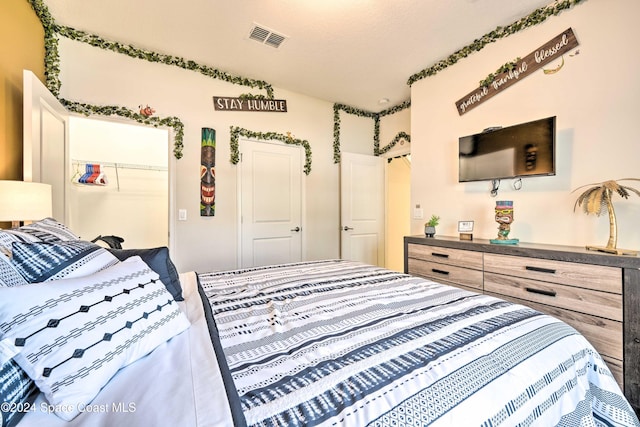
(239, 140, 303, 268)
(340, 152, 385, 266)
(23, 69, 69, 224)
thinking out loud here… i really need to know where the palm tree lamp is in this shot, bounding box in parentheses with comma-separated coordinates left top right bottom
(573, 178, 640, 256)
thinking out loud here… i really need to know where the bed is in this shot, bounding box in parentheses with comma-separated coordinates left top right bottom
(1, 219, 638, 426)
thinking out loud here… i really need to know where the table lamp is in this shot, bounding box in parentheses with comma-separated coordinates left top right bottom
(0, 180, 53, 229)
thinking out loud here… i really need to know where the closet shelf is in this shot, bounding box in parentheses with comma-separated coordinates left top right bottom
(71, 159, 168, 172)
(71, 159, 168, 191)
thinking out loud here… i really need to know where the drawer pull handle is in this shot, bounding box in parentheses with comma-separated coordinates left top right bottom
(431, 268, 450, 275)
(432, 252, 449, 258)
(525, 266, 557, 274)
(525, 287, 556, 297)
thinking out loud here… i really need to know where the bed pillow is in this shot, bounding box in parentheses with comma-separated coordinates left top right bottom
(0, 255, 28, 288)
(0, 218, 80, 257)
(0, 256, 191, 421)
(0, 230, 40, 258)
(0, 254, 38, 427)
(108, 247, 183, 301)
(0, 359, 38, 427)
(10, 240, 119, 283)
(15, 217, 80, 242)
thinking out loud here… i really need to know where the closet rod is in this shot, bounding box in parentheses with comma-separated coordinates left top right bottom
(72, 159, 168, 172)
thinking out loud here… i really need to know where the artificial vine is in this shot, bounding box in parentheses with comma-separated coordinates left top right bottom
(28, 0, 586, 163)
(28, 0, 61, 95)
(480, 58, 521, 88)
(61, 99, 185, 159)
(378, 132, 411, 156)
(407, 0, 586, 86)
(27, 0, 275, 161)
(53, 25, 275, 99)
(333, 100, 411, 163)
(373, 117, 381, 156)
(229, 127, 312, 175)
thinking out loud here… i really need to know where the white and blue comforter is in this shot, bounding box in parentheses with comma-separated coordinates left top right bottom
(199, 260, 639, 427)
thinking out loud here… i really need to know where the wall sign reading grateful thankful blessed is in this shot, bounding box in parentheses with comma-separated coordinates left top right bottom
(213, 96, 287, 112)
(455, 28, 579, 116)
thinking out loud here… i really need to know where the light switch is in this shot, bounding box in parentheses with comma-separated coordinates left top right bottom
(413, 204, 424, 219)
(178, 209, 187, 221)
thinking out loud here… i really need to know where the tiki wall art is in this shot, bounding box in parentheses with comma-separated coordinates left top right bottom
(200, 128, 216, 216)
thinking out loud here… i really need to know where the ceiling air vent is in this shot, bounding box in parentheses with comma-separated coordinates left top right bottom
(248, 24, 287, 48)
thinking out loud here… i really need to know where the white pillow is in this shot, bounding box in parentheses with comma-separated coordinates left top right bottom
(0, 256, 191, 421)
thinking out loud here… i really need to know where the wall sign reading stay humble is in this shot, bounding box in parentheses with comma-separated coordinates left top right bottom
(455, 28, 579, 116)
(213, 96, 287, 112)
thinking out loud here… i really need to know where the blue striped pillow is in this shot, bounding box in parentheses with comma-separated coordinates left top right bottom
(11, 240, 118, 283)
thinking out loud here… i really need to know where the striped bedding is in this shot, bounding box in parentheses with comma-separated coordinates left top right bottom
(199, 260, 639, 427)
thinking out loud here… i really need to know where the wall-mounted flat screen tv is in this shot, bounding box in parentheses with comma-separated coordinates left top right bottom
(458, 116, 556, 182)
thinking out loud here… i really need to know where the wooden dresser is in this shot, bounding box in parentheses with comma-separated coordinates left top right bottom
(404, 235, 640, 413)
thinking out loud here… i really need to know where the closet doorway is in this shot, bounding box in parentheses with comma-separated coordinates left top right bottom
(67, 117, 169, 249)
(385, 154, 411, 273)
(24, 70, 172, 251)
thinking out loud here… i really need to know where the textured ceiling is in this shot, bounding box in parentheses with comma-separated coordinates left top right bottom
(43, 0, 554, 112)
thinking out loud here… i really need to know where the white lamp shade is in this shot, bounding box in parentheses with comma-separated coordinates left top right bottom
(0, 180, 53, 222)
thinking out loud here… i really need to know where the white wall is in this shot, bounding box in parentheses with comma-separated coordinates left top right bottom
(410, 0, 640, 251)
(58, 37, 346, 272)
(68, 117, 168, 249)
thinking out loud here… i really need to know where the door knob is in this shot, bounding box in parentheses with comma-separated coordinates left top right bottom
(291, 226, 301, 232)
(343, 226, 354, 231)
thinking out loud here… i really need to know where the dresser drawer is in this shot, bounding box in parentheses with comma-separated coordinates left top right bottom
(484, 253, 621, 293)
(486, 291, 623, 374)
(485, 272, 622, 321)
(408, 244, 483, 270)
(408, 258, 483, 291)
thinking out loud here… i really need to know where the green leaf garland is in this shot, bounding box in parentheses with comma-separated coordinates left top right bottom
(230, 127, 312, 175)
(54, 25, 274, 99)
(61, 99, 186, 159)
(27, 0, 61, 95)
(407, 0, 586, 86)
(480, 58, 522, 87)
(378, 132, 411, 156)
(28, 0, 587, 163)
(333, 100, 411, 163)
(26, 0, 276, 160)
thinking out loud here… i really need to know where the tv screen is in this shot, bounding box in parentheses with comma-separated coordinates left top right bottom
(458, 116, 556, 182)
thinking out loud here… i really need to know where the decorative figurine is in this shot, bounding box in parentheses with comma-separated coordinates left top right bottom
(573, 178, 639, 255)
(139, 105, 155, 117)
(490, 201, 519, 245)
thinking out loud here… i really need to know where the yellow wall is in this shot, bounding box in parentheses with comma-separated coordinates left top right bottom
(386, 156, 411, 272)
(0, 0, 45, 180)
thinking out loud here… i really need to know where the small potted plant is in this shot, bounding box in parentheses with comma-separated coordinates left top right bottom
(424, 215, 440, 237)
